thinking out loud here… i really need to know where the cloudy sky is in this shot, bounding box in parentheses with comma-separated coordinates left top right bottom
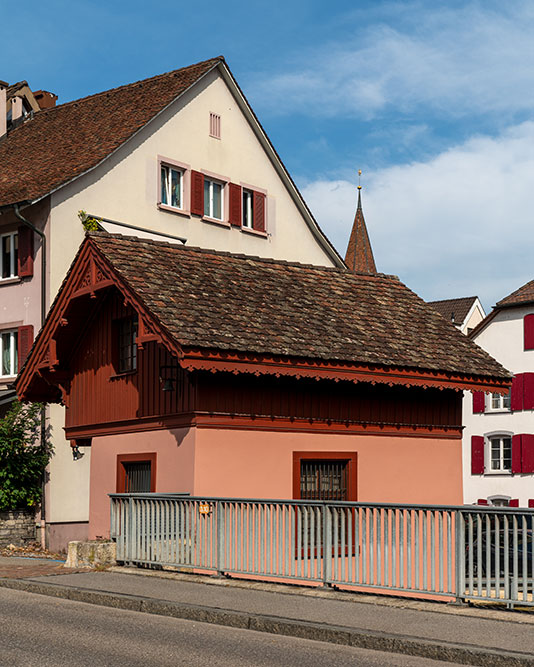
(4, 0, 534, 310)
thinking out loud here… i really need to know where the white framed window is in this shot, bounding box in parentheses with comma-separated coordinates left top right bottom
(0, 330, 17, 377)
(1, 232, 18, 279)
(487, 389, 511, 412)
(242, 189, 254, 229)
(160, 165, 183, 210)
(204, 178, 223, 220)
(486, 433, 512, 473)
(488, 495, 511, 507)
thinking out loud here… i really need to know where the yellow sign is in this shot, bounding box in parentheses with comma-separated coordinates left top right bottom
(199, 503, 211, 515)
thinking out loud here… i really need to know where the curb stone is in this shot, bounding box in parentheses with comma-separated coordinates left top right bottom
(0, 578, 533, 666)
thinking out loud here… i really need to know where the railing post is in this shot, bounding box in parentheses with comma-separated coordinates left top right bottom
(454, 509, 465, 604)
(216, 501, 225, 576)
(322, 503, 333, 587)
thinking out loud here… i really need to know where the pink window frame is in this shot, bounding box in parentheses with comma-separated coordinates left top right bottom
(157, 156, 190, 216)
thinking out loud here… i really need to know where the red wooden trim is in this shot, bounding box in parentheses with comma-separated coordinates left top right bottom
(292, 451, 357, 501)
(511, 374, 524, 411)
(190, 170, 204, 216)
(525, 314, 534, 351)
(17, 225, 34, 278)
(471, 436, 484, 474)
(228, 183, 242, 226)
(512, 434, 522, 474)
(521, 434, 534, 473)
(116, 452, 156, 493)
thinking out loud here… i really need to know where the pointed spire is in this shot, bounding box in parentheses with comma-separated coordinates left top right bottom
(344, 170, 377, 274)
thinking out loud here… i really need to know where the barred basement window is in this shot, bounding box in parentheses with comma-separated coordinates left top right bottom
(300, 460, 349, 501)
(117, 453, 156, 493)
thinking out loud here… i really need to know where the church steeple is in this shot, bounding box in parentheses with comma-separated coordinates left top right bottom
(344, 170, 376, 274)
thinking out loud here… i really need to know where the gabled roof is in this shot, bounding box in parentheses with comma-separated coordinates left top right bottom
(496, 280, 534, 309)
(427, 296, 478, 326)
(17, 232, 511, 401)
(344, 189, 376, 274)
(0, 57, 222, 206)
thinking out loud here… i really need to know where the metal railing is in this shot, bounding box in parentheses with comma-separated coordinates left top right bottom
(109, 494, 534, 608)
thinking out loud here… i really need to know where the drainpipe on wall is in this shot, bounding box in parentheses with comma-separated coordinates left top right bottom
(12, 204, 47, 547)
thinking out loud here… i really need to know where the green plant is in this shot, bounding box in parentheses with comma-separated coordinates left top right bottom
(0, 401, 53, 511)
(78, 210, 102, 232)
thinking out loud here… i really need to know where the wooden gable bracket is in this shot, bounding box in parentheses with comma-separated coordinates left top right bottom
(136, 317, 162, 350)
(72, 256, 113, 300)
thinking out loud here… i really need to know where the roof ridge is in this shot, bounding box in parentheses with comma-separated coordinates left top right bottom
(428, 296, 478, 304)
(88, 231, 399, 279)
(37, 56, 224, 116)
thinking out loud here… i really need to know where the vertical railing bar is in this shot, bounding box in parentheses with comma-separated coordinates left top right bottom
(504, 514, 510, 601)
(495, 514, 501, 600)
(430, 510, 435, 592)
(354, 506, 359, 584)
(414, 510, 420, 592)
(406, 509, 412, 590)
(391, 509, 396, 589)
(522, 514, 528, 604)
(438, 511, 443, 593)
(512, 514, 519, 604)
(476, 513, 482, 596)
(376, 508, 382, 587)
(468, 514, 474, 595)
(422, 510, 428, 592)
(485, 513, 491, 600)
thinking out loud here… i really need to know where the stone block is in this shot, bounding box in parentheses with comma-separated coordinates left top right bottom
(64, 541, 117, 568)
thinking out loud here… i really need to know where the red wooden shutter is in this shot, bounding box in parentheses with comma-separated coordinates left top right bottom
(472, 391, 485, 413)
(521, 434, 534, 473)
(511, 373, 524, 411)
(471, 436, 485, 474)
(17, 225, 34, 278)
(523, 373, 534, 410)
(190, 171, 204, 216)
(512, 434, 522, 473)
(477, 499, 488, 505)
(529, 499, 534, 508)
(253, 191, 266, 232)
(228, 183, 242, 227)
(509, 499, 519, 507)
(525, 314, 534, 350)
(17, 325, 34, 369)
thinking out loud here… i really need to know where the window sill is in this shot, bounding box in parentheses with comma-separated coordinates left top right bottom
(0, 277, 21, 287)
(485, 409, 511, 414)
(157, 203, 190, 218)
(202, 216, 230, 229)
(484, 470, 513, 476)
(109, 371, 137, 381)
(241, 227, 268, 238)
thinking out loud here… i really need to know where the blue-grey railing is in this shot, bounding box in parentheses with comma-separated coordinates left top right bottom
(109, 494, 534, 608)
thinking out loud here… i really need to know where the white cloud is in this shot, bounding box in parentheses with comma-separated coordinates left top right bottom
(253, 2, 534, 120)
(301, 121, 534, 310)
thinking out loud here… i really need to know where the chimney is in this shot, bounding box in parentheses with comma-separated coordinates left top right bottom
(33, 90, 58, 109)
(0, 80, 7, 137)
(11, 95, 23, 122)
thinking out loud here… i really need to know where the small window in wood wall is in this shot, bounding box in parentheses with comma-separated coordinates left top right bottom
(209, 112, 221, 139)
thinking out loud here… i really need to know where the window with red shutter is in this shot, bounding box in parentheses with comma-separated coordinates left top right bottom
(190, 170, 204, 216)
(17, 325, 33, 369)
(525, 314, 534, 350)
(17, 226, 34, 278)
(477, 499, 488, 505)
(529, 499, 534, 508)
(471, 436, 485, 474)
(228, 183, 242, 227)
(521, 434, 534, 473)
(472, 391, 485, 413)
(512, 434, 522, 473)
(253, 191, 266, 232)
(511, 373, 524, 411)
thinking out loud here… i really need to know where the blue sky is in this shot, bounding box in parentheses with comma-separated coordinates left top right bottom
(4, 0, 534, 311)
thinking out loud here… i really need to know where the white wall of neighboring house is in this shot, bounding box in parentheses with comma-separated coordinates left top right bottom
(0, 65, 342, 549)
(461, 299, 485, 335)
(462, 305, 534, 506)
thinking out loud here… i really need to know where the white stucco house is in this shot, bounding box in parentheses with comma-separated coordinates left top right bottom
(427, 296, 486, 335)
(463, 280, 534, 507)
(0, 57, 344, 550)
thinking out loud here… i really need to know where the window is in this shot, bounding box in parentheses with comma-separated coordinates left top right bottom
(116, 453, 156, 493)
(204, 178, 223, 220)
(488, 435, 512, 472)
(242, 189, 254, 229)
(488, 390, 511, 412)
(1, 232, 17, 279)
(488, 496, 511, 507)
(118, 318, 137, 373)
(160, 165, 183, 210)
(293, 452, 357, 501)
(0, 330, 17, 377)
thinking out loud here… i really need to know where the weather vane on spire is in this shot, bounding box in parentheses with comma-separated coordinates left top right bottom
(358, 169, 362, 191)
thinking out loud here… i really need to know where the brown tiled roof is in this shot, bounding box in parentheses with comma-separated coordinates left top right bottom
(87, 232, 509, 380)
(427, 296, 478, 326)
(496, 280, 534, 308)
(0, 58, 222, 206)
(344, 189, 376, 274)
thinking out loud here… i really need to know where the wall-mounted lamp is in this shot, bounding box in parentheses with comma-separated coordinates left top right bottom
(71, 443, 80, 460)
(70, 438, 90, 461)
(159, 365, 178, 392)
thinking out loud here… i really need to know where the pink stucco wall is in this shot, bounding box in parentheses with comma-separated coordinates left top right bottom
(88, 427, 196, 539)
(89, 426, 462, 539)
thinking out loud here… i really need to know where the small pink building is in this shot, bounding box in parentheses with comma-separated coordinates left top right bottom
(17, 232, 510, 539)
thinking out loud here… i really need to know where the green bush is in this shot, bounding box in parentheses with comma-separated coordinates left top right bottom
(0, 401, 53, 511)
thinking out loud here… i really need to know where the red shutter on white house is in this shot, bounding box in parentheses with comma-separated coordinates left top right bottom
(509, 499, 519, 507)
(477, 499, 489, 505)
(17, 226, 34, 278)
(471, 436, 485, 474)
(511, 373, 524, 411)
(190, 171, 204, 216)
(523, 373, 534, 410)
(472, 391, 485, 413)
(525, 314, 534, 350)
(529, 499, 534, 508)
(228, 183, 242, 227)
(512, 434, 522, 473)
(17, 325, 34, 369)
(253, 191, 266, 232)
(521, 434, 534, 473)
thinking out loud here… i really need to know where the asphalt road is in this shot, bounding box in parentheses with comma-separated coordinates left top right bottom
(0, 587, 458, 667)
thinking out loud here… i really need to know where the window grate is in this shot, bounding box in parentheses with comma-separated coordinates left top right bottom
(123, 461, 151, 493)
(300, 460, 348, 501)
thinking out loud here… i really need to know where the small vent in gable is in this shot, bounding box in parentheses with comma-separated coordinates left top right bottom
(209, 112, 221, 139)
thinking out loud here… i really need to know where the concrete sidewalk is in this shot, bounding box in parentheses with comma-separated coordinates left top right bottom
(1, 564, 534, 666)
